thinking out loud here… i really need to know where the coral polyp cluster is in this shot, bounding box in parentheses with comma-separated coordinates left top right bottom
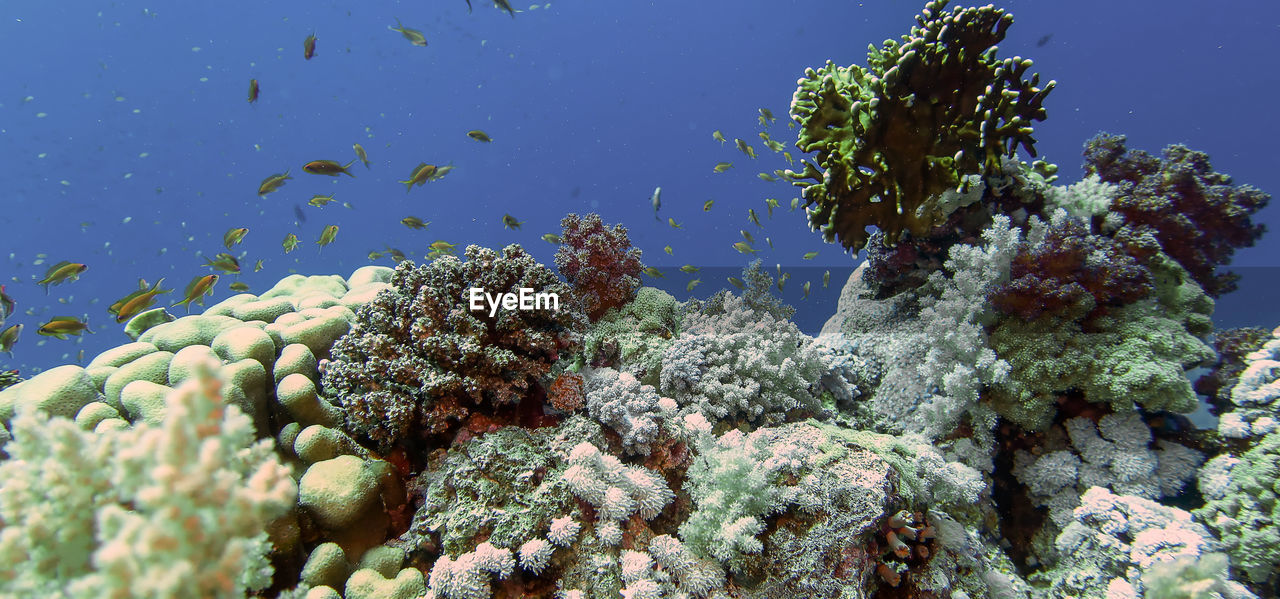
(322, 244, 585, 448)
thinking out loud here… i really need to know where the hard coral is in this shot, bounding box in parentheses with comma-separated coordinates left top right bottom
(788, 0, 1053, 253)
(1084, 133, 1270, 297)
(554, 213, 644, 321)
(323, 244, 585, 448)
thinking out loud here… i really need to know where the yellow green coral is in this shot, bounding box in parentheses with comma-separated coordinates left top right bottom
(788, 0, 1054, 252)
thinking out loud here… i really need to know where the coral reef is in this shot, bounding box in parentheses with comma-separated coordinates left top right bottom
(788, 0, 1053, 253)
(0, 359, 296, 598)
(554, 213, 644, 322)
(322, 245, 585, 448)
(1083, 133, 1270, 297)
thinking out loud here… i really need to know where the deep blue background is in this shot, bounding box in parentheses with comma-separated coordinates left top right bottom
(3, 0, 1278, 374)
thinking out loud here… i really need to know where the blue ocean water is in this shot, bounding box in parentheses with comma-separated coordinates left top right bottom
(2, 0, 1277, 375)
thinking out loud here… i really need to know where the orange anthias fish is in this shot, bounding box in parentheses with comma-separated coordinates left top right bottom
(37, 316, 93, 340)
(398, 162, 437, 191)
(173, 275, 219, 313)
(109, 278, 171, 323)
(37, 261, 87, 294)
(258, 171, 292, 196)
(303, 33, 317, 60)
(303, 159, 357, 177)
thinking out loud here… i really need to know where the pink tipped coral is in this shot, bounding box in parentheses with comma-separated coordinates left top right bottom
(554, 213, 644, 321)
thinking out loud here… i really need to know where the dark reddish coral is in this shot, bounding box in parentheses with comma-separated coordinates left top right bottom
(547, 371, 586, 412)
(554, 213, 644, 321)
(322, 244, 586, 449)
(991, 213, 1152, 323)
(1084, 133, 1270, 297)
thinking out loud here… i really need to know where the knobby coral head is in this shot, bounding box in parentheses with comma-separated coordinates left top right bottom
(788, 0, 1054, 253)
(323, 243, 586, 449)
(554, 212, 644, 321)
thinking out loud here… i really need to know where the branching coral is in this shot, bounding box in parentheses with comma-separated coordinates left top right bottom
(554, 213, 644, 321)
(323, 244, 585, 447)
(1083, 133, 1270, 297)
(581, 286, 680, 386)
(987, 251, 1215, 431)
(659, 291, 835, 427)
(1216, 326, 1280, 440)
(991, 208, 1153, 323)
(788, 0, 1053, 252)
(0, 359, 296, 598)
(1196, 430, 1280, 588)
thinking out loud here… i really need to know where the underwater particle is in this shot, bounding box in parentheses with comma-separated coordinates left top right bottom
(247, 78, 260, 103)
(502, 214, 524, 230)
(191, 46, 201, 52)
(122, 216, 132, 224)
(139, 152, 149, 158)
(37, 152, 47, 158)
(316, 225, 339, 248)
(303, 32, 317, 60)
(59, 180, 70, 186)
(467, 130, 492, 142)
(388, 18, 428, 46)
(302, 159, 356, 177)
(122, 172, 132, 179)
(36, 112, 47, 118)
